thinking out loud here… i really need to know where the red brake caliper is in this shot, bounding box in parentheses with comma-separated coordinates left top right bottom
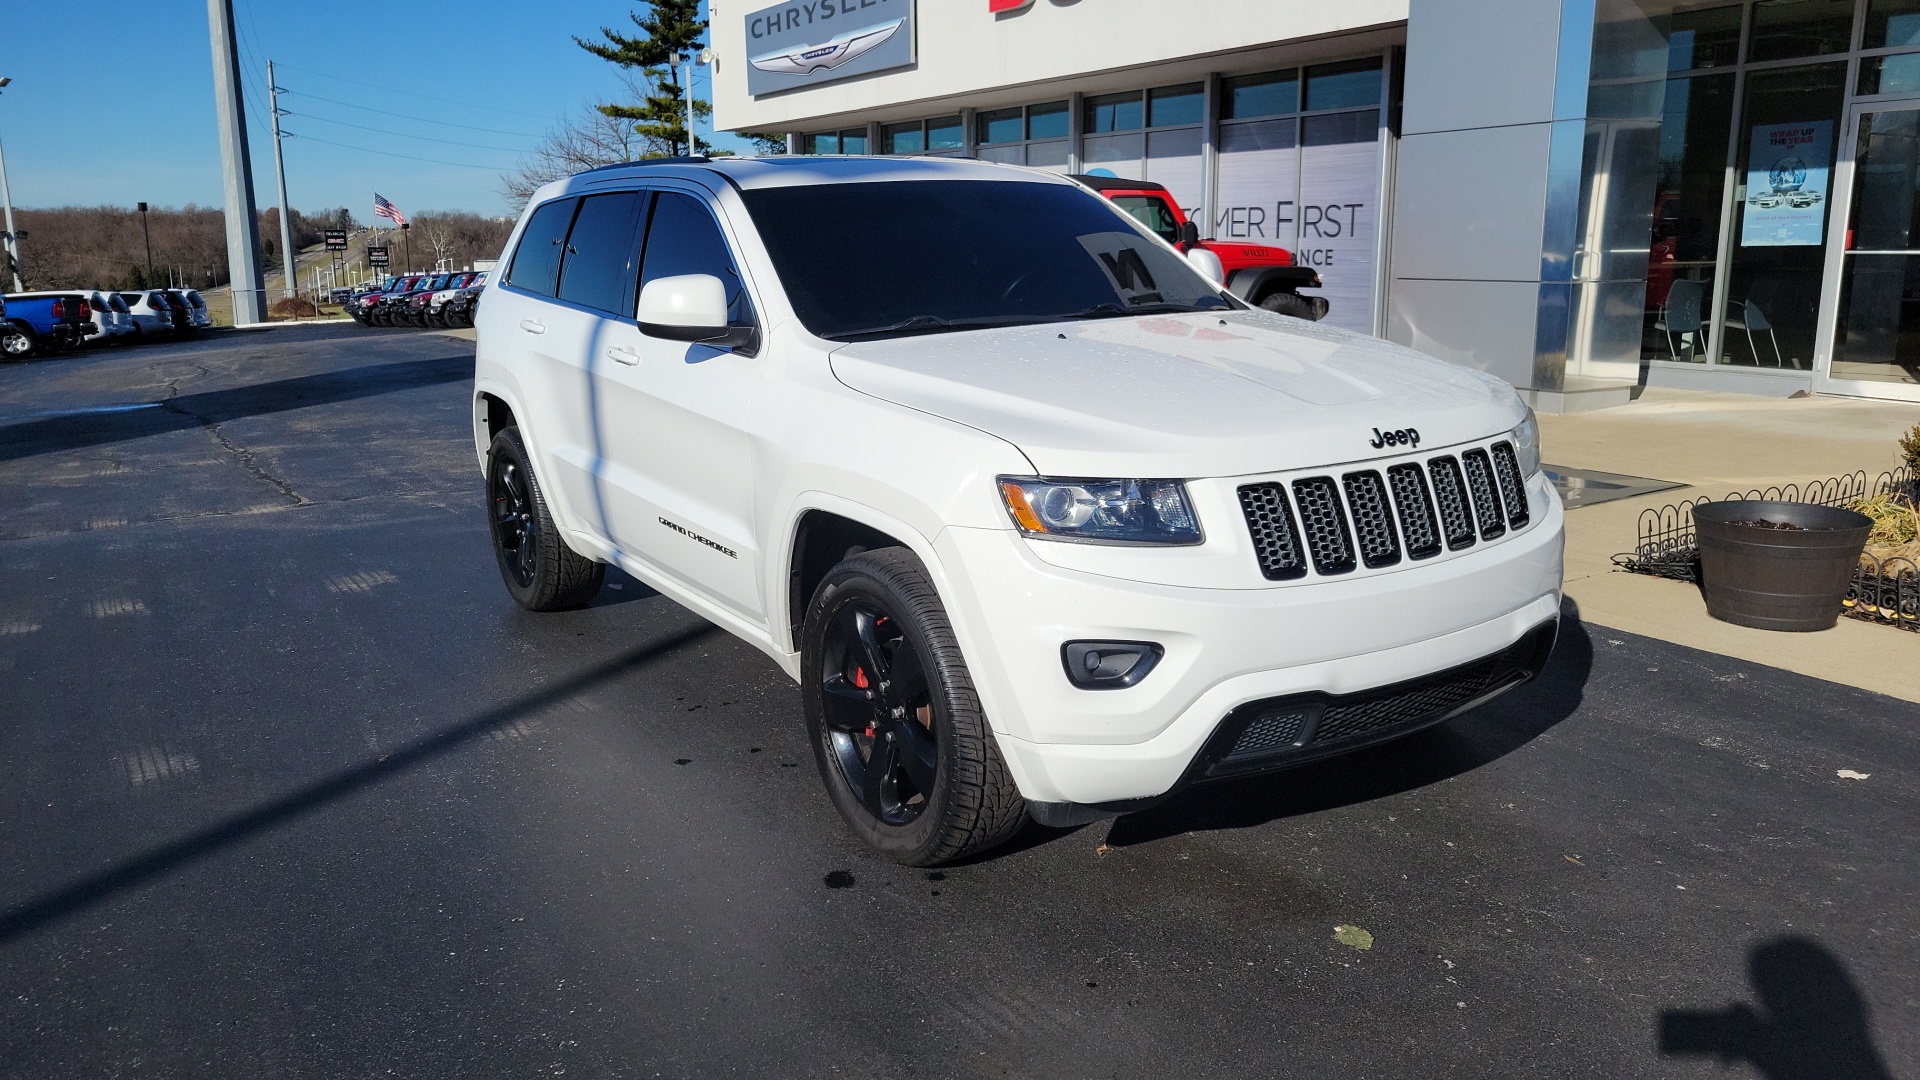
(854, 668, 874, 737)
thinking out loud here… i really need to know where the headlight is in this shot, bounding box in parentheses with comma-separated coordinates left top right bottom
(997, 477, 1202, 545)
(1509, 408, 1541, 478)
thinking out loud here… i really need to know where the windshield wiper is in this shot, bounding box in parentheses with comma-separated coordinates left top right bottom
(828, 314, 1042, 341)
(1057, 301, 1225, 320)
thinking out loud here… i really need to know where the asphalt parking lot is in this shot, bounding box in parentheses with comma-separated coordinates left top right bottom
(1, 324, 1914, 1079)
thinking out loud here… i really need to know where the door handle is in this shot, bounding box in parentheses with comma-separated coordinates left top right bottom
(607, 346, 641, 366)
(519, 319, 545, 335)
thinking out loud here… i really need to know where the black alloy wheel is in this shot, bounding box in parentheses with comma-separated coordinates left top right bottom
(485, 427, 604, 611)
(818, 599, 940, 826)
(802, 548, 1027, 865)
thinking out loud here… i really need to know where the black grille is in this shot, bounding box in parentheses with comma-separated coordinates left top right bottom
(1205, 620, 1559, 777)
(1226, 708, 1308, 757)
(1236, 482, 1308, 581)
(1341, 471, 1401, 568)
(1461, 449, 1506, 540)
(1428, 456, 1478, 550)
(1386, 463, 1443, 560)
(1291, 477, 1356, 575)
(1490, 441, 1531, 529)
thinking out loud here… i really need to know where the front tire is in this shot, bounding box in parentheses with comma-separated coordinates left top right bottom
(1258, 291, 1318, 319)
(486, 427, 604, 611)
(802, 548, 1027, 866)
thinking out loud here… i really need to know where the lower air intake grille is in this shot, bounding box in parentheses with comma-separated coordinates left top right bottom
(1291, 477, 1357, 575)
(1387, 463, 1443, 560)
(1342, 471, 1401, 568)
(1226, 708, 1308, 757)
(1206, 621, 1558, 775)
(1461, 449, 1506, 540)
(1429, 456, 1478, 550)
(1490, 441, 1531, 529)
(1236, 482, 1308, 581)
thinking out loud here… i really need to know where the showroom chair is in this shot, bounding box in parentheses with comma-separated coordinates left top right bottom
(1656, 279, 1705, 360)
(1725, 297, 1787, 367)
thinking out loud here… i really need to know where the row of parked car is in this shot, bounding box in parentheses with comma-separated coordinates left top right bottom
(345, 271, 487, 329)
(0, 288, 211, 360)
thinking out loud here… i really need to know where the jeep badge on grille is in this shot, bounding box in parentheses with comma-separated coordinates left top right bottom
(1369, 427, 1420, 449)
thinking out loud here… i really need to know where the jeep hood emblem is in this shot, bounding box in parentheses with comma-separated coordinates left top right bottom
(1370, 426, 1420, 450)
(749, 19, 903, 76)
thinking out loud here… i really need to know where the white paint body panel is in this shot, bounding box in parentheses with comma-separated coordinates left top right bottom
(473, 158, 1564, 806)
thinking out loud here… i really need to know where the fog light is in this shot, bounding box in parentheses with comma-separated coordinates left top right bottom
(1061, 640, 1164, 690)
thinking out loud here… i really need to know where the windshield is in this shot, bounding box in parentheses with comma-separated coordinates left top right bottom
(1109, 195, 1182, 245)
(739, 180, 1230, 341)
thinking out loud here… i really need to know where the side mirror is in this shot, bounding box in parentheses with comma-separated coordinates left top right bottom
(1186, 246, 1225, 286)
(637, 274, 731, 341)
(1178, 221, 1201, 249)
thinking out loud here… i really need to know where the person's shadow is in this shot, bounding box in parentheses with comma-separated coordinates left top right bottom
(1659, 937, 1894, 1080)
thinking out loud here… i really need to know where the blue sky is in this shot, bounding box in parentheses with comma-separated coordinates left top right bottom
(0, 2, 747, 218)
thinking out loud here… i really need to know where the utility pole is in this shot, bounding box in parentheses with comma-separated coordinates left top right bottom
(207, 0, 266, 323)
(0, 77, 23, 292)
(138, 202, 154, 284)
(266, 61, 296, 299)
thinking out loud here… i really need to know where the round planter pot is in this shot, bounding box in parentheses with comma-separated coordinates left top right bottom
(1693, 500, 1872, 632)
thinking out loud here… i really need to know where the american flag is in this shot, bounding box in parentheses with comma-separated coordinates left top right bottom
(373, 193, 408, 227)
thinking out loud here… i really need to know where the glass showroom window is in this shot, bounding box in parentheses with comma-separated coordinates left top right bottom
(883, 116, 963, 156)
(804, 128, 869, 155)
(974, 101, 1069, 168)
(1644, 5, 1741, 365)
(1082, 84, 1205, 211)
(1216, 57, 1384, 334)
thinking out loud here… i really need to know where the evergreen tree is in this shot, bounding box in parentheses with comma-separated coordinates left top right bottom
(577, 1, 713, 157)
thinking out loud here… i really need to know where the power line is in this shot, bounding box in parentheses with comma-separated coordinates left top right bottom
(280, 89, 547, 138)
(281, 132, 511, 171)
(285, 111, 533, 154)
(269, 62, 560, 120)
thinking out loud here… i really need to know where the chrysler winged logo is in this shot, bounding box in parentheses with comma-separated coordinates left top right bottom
(749, 19, 903, 76)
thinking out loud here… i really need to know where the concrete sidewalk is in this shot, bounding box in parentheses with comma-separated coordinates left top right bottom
(1541, 388, 1920, 702)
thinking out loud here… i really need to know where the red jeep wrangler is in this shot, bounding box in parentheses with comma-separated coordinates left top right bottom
(1073, 174, 1329, 321)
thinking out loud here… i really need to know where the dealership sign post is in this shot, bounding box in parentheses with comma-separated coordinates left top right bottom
(744, 0, 915, 97)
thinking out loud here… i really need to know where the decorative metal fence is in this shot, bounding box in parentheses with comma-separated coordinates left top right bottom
(1613, 466, 1918, 632)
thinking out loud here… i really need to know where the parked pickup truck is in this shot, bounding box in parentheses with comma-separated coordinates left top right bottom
(2, 291, 94, 359)
(1072, 174, 1329, 321)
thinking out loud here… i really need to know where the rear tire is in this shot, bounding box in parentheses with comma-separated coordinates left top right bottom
(1258, 291, 1318, 320)
(802, 547, 1027, 866)
(1, 323, 35, 360)
(486, 427, 604, 611)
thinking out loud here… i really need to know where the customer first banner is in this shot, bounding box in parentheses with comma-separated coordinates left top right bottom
(1740, 120, 1833, 247)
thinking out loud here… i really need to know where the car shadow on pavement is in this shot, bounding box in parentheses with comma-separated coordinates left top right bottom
(1097, 597, 1596, 849)
(0, 354, 473, 462)
(1658, 936, 1895, 1080)
(0, 623, 717, 946)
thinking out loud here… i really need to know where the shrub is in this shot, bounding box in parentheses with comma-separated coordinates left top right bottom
(269, 297, 318, 321)
(1902, 422, 1919, 476)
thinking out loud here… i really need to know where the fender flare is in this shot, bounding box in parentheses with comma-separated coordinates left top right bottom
(1226, 265, 1323, 304)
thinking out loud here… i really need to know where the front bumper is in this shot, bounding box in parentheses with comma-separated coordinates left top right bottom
(934, 487, 1564, 805)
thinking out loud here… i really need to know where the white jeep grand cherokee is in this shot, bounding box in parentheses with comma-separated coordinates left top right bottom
(473, 157, 1564, 865)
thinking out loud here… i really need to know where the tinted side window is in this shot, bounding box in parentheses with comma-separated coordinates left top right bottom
(506, 197, 578, 297)
(640, 193, 751, 324)
(557, 191, 646, 315)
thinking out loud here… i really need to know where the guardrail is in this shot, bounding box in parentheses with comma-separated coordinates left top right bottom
(1612, 466, 1917, 632)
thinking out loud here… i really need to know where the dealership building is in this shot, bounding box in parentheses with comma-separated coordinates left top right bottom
(711, 0, 1920, 410)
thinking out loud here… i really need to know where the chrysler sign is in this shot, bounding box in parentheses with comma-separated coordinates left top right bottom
(745, 0, 915, 97)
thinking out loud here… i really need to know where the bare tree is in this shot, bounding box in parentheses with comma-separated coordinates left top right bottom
(502, 98, 655, 212)
(420, 220, 456, 271)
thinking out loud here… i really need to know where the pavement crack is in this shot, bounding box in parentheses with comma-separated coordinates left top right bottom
(161, 372, 308, 507)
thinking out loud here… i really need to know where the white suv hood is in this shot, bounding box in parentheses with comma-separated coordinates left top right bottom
(828, 311, 1525, 478)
